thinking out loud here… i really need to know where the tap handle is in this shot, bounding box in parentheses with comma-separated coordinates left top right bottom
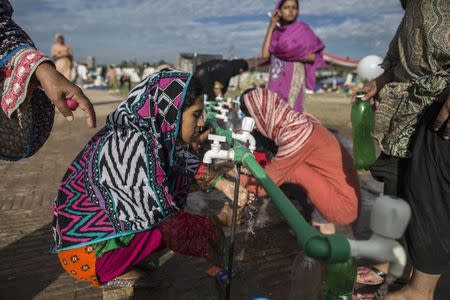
(213, 106, 229, 113)
(208, 134, 226, 144)
(242, 117, 255, 132)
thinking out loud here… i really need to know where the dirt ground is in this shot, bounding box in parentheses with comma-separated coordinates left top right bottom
(304, 93, 353, 136)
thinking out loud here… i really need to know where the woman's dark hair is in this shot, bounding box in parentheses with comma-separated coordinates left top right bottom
(278, 0, 299, 9)
(239, 87, 256, 117)
(231, 59, 249, 75)
(177, 76, 204, 143)
(183, 75, 203, 112)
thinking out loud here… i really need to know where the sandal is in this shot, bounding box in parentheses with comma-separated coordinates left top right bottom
(101, 278, 160, 289)
(353, 282, 381, 300)
(352, 292, 375, 299)
(356, 266, 386, 286)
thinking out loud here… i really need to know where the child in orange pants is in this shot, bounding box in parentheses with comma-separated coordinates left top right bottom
(240, 88, 359, 226)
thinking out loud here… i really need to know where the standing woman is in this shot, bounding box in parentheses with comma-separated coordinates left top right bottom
(262, 0, 325, 112)
(51, 33, 73, 80)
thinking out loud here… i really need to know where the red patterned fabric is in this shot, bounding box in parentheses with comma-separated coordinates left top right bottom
(194, 163, 207, 181)
(1, 48, 49, 117)
(158, 212, 217, 258)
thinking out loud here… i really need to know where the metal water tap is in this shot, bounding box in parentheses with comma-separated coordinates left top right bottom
(202, 134, 235, 164)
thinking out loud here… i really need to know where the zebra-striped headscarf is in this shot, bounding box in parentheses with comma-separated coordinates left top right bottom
(51, 70, 200, 252)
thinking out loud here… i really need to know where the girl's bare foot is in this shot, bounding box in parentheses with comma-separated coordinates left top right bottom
(356, 264, 389, 285)
(386, 286, 430, 300)
(312, 221, 336, 234)
(386, 269, 440, 300)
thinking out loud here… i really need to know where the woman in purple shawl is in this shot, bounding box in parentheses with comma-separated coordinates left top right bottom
(262, 0, 325, 112)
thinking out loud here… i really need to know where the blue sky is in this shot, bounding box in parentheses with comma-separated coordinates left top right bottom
(13, 0, 404, 65)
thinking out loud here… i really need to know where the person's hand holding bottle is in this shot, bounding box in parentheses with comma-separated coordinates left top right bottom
(351, 69, 395, 109)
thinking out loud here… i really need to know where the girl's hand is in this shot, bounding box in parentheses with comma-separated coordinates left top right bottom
(198, 128, 211, 143)
(190, 128, 211, 151)
(216, 178, 255, 207)
(225, 166, 251, 178)
(34, 62, 96, 128)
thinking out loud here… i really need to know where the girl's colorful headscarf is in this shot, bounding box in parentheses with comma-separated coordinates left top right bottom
(242, 88, 317, 159)
(51, 70, 199, 252)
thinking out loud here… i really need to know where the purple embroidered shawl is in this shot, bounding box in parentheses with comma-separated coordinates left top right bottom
(268, 1, 325, 112)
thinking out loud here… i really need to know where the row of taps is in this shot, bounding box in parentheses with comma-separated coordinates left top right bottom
(203, 97, 256, 164)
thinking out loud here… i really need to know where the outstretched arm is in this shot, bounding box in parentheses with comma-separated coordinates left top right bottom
(35, 62, 96, 128)
(0, 1, 96, 128)
(351, 68, 395, 107)
(240, 158, 287, 198)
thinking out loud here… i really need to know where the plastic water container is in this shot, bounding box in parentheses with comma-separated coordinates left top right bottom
(289, 251, 323, 299)
(351, 91, 376, 170)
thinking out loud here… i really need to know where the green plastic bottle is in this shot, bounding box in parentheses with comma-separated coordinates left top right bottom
(351, 91, 376, 170)
(325, 259, 357, 300)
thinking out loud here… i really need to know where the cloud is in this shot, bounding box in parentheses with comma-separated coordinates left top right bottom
(301, 0, 403, 16)
(313, 13, 403, 57)
(12, 0, 404, 64)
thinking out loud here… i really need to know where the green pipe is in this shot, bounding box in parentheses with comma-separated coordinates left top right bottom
(205, 113, 233, 145)
(205, 100, 220, 107)
(234, 144, 350, 263)
(205, 119, 351, 263)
